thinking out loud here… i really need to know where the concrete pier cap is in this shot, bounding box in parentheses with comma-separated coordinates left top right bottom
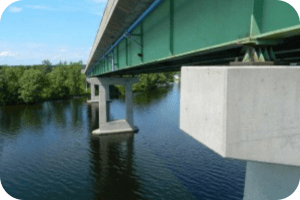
(89, 77, 139, 135)
(180, 66, 300, 199)
(180, 66, 300, 167)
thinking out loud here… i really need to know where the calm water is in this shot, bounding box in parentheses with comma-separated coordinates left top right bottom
(0, 83, 246, 200)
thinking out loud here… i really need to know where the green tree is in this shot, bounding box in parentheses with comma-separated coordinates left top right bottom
(42, 60, 52, 73)
(42, 59, 52, 66)
(19, 69, 46, 103)
(4, 67, 23, 104)
(47, 66, 69, 99)
(0, 68, 9, 105)
(65, 63, 85, 95)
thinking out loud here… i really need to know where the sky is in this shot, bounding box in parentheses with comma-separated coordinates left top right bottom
(0, 0, 108, 66)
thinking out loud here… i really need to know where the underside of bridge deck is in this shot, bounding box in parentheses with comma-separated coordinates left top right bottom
(85, 0, 300, 77)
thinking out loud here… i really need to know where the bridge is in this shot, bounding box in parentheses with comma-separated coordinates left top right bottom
(84, 0, 300, 199)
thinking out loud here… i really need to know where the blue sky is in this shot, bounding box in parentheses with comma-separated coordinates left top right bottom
(0, 0, 108, 65)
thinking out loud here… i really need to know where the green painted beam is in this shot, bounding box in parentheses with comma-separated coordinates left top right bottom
(89, 0, 300, 77)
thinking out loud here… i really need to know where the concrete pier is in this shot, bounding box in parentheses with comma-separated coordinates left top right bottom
(89, 77, 139, 135)
(87, 83, 99, 104)
(180, 66, 300, 199)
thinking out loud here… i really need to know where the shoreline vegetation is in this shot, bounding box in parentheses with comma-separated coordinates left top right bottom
(0, 60, 179, 106)
(112, 72, 178, 96)
(0, 60, 87, 106)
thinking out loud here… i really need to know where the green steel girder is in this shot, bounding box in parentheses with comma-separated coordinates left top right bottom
(89, 0, 300, 77)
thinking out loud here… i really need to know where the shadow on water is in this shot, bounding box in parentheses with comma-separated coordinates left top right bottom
(89, 133, 142, 200)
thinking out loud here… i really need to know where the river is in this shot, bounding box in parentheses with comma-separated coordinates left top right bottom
(0, 82, 246, 200)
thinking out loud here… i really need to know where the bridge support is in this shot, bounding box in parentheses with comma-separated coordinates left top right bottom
(92, 77, 139, 135)
(87, 83, 99, 104)
(180, 66, 300, 199)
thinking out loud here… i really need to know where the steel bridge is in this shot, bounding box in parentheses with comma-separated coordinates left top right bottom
(85, 1, 300, 199)
(85, 0, 300, 77)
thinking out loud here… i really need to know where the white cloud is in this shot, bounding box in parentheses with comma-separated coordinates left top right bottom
(0, 51, 15, 57)
(59, 48, 68, 52)
(26, 5, 55, 11)
(0, 42, 89, 65)
(9, 6, 22, 13)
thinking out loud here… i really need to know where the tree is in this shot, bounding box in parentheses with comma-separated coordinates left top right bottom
(3, 67, 23, 104)
(19, 69, 46, 103)
(0, 68, 9, 105)
(47, 66, 70, 99)
(42, 59, 52, 66)
(42, 59, 52, 73)
(65, 63, 85, 95)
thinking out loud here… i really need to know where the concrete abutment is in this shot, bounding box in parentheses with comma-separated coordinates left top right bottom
(180, 66, 300, 199)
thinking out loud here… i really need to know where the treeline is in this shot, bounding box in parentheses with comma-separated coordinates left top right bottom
(0, 61, 87, 106)
(114, 72, 177, 95)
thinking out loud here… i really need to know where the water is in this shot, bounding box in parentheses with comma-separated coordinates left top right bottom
(0, 83, 246, 200)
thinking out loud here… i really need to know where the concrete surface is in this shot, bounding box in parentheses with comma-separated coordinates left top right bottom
(86, 83, 99, 103)
(243, 161, 300, 200)
(92, 77, 139, 135)
(180, 66, 300, 166)
(91, 83, 96, 100)
(87, 95, 99, 104)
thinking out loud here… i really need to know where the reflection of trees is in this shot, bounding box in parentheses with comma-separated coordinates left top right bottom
(89, 133, 142, 200)
(133, 86, 172, 106)
(21, 104, 44, 130)
(50, 100, 70, 127)
(0, 138, 3, 157)
(70, 99, 85, 128)
(0, 105, 24, 136)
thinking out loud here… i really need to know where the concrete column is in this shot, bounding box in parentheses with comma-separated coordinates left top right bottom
(125, 83, 134, 126)
(91, 83, 95, 100)
(243, 161, 300, 200)
(87, 83, 100, 104)
(92, 77, 139, 135)
(106, 85, 110, 101)
(98, 83, 107, 125)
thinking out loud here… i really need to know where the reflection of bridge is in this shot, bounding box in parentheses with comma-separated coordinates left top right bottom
(84, 0, 300, 199)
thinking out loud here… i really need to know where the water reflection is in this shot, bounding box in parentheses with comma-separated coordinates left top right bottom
(133, 86, 173, 106)
(21, 104, 45, 132)
(88, 103, 99, 132)
(90, 133, 142, 200)
(0, 103, 48, 136)
(0, 105, 24, 136)
(70, 99, 85, 128)
(0, 82, 245, 200)
(50, 100, 70, 127)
